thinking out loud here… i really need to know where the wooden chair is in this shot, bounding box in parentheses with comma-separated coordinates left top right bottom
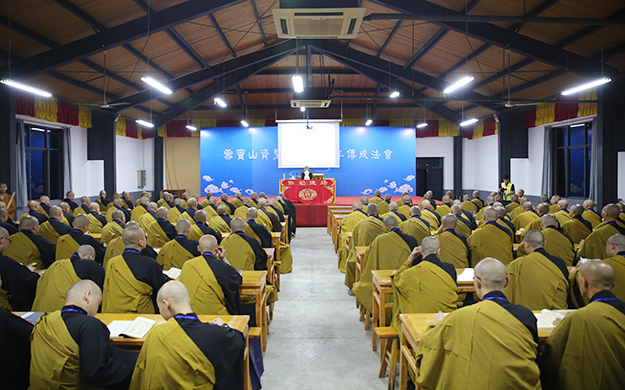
(375, 327, 399, 390)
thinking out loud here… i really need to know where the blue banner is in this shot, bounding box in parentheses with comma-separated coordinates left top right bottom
(200, 126, 416, 197)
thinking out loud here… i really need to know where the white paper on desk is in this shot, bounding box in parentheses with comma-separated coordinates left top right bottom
(107, 321, 134, 337)
(456, 268, 474, 282)
(163, 267, 181, 279)
(535, 310, 565, 329)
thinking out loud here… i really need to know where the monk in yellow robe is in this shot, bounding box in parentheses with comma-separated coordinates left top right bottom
(178, 197, 199, 222)
(517, 214, 575, 265)
(436, 215, 470, 269)
(435, 204, 472, 238)
(95, 189, 112, 211)
(84, 202, 106, 234)
(37, 205, 71, 244)
(231, 192, 243, 209)
(38, 195, 51, 218)
(380, 202, 405, 224)
(582, 199, 603, 229)
(344, 204, 386, 289)
(508, 196, 529, 220)
(20, 199, 48, 224)
(577, 204, 625, 260)
(165, 198, 183, 224)
(415, 257, 540, 388)
(30, 280, 137, 389)
(131, 196, 150, 222)
(129, 281, 245, 390)
(512, 201, 540, 231)
(209, 205, 232, 234)
(156, 218, 200, 271)
(0, 226, 40, 311)
(233, 200, 250, 220)
(4, 216, 56, 270)
(399, 206, 431, 244)
(377, 195, 390, 215)
(337, 202, 367, 273)
(55, 214, 105, 264)
(187, 210, 222, 243)
(549, 194, 561, 214)
(419, 199, 441, 230)
(541, 260, 625, 390)
(369, 190, 384, 205)
(469, 190, 485, 210)
(102, 226, 169, 314)
(105, 198, 129, 223)
(461, 194, 478, 214)
(247, 206, 293, 274)
(519, 203, 550, 240)
(505, 229, 569, 310)
(474, 195, 494, 223)
(0, 182, 15, 220)
(561, 204, 593, 244)
(468, 207, 513, 265)
(353, 215, 418, 313)
(552, 199, 572, 227)
(32, 245, 104, 312)
(101, 209, 125, 244)
(73, 196, 90, 216)
(145, 207, 176, 248)
(390, 238, 457, 333)
(217, 193, 237, 215)
(179, 235, 242, 315)
(435, 195, 452, 218)
(505, 194, 521, 213)
(138, 202, 158, 232)
(397, 195, 413, 219)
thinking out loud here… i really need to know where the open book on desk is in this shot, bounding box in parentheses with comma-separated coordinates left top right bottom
(534, 309, 565, 329)
(107, 317, 157, 338)
(163, 267, 181, 279)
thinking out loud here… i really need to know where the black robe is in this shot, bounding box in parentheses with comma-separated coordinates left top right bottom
(0, 254, 39, 310)
(69, 254, 106, 290)
(61, 305, 138, 389)
(22, 230, 56, 269)
(63, 211, 75, 226)
(174, 236, 201, 258)
(90, 212, 108, 227)
(68, 230, 106, 265)
(122, 250, 169, 312)
(27, 209, 48, 224)
(122, 196, 134, 210)
(196, 222, 222, 244)
(0, 220, 18, 235)
(201, 253, 242, 315)
(233, 231, 267, 271)
(113, 205, 131, 223)
(63, 198, 79, 211)
(156, 219, 177, 240)
(0, 307, 33, 390)
(99, 197, 111, 207)
(48, 218, 72, 237)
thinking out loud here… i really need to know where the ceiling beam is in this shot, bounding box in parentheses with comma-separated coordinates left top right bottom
(3, 0, 245, 79)
(370, 0, 617, 78)
(209, 14, 236, 57)
(228, 87, 389, 94)
(110, 39, 300, 110)
(377, 21, 402, 57)
(258, 69, 357, 75)
(370, 83, 382, 118)
(236, 84, 245, 118)
(251, 0, 268, 48)
(152, 54, 290, 128)
(364, 14, 625, 25)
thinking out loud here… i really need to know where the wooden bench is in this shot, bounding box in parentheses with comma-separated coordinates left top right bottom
(375, 327, 399, 390)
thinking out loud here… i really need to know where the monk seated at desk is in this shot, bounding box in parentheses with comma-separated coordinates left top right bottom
(0, 283, 33, 390)
(101, 209, 126, 245)
(4, 215, 56, 270)
(20, 200, 48, 224)
(353, 216, 418, 316)
(103, 227, 169, 314)
(577, 203, 625, 260)
(468, 207, 513, 265)
(540, 260, 625, 389)
(103, 222, 158, 267)
(33, 244, 105, 312)
(512, 201, 540, 232)
(415, 258, 540, 389)
(86, 202, 107, 234)
(435, 215, 470, 269)
(217, 193, 236, 215)
(188, 210, 222, 243)
(56, 214, 106, 265)
(37, 205, 71, 244)
(0, 208, 18, 235)
(179, 235, 242, 315)
(505, 230, 569, 310)
(179, 197, 199, 222)
(130, 281, 245, 390)
(138, 202, 157, 232)
(516, 214, 575, 266)
(30, 280, 138, 389)
(419, 200, 440, 230)
(0, 227, 39, 311)
(156, 218, 200, 271)
(390, 237, 457, 333)
(337, 202, 367, 273)
(73, 196, 90, 216)
(345, 203, 386, 289)
(210, 205, 233, 234)
(249, 204, 294, 274)
(145, 207, 176, 248)
(561, 204, 593, 244)
(399, 206, 431, 244)
(131, 196, 149, 222)
(106, 198, 131, 224)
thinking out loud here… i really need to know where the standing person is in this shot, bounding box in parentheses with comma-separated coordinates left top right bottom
(0, 183, 15, 221)
(300, 166, 313, 180)
(499, 175, 515, 205)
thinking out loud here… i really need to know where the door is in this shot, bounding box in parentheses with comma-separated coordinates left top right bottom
(416, 157, 444, 198)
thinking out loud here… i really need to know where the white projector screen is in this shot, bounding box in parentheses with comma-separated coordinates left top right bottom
(278, 120, 340, 168)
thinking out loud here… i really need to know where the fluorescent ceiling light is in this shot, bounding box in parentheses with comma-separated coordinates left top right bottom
(141, 76, 173, 95)
(365, 119, 373, 126)
(300, 106, 306, 112)
(292, 75, 304, 93)
(185, 125, 197, 131)
(561, 77, 611, 96)
(443, 76, 475, 94)
(135, 119, 154, 128)
(1, 78, 52, 97)
(460, 118, 478, 127)
(389, 91, 400, 98)
(241, 120, 249, 127)
(214, 98, 227, 108)
(416, 122, 428, 128)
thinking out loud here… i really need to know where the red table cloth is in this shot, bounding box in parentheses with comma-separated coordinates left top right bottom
(279, 179, 336, 204)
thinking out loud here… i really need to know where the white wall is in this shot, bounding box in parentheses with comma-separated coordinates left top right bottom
(619, 152, 625, 200)
(115, 135, 154, 192)
(462, 135, 499, 191)
(416, 136, 454, 190)
(510, 125, 545, 197)
(70, 126, 104, 197)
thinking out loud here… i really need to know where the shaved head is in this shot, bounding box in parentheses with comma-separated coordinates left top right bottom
(140, 196, 149, 206)
(122, 227, 146, 249)
(147, 202, 157, 211)
(606, 234, 625, 257)
(367, 203, 378, 216)
(125, 221, 140, 229)
(176, 218, 191, 235)
(383, 215, 399, 230)
(557, 199, 569, 210)
(65, 280, 102, 317)
(246, 207, 258, 220)
(157, 281, 192, 321)
(441, 214, 457, 230)
(421, 236, 440, 257)
(20, 215, 39, 232)
(360, 196, 369, 205)
(76, 244, 95, 259)
(403, 195, 412, 204)
(524, 229, 545, 249)
(88, 203, 99, 212)
(410, 206, 421, 217)
(494, 206, 507, 218)
(389, 202, 398, 211)
(194, 210, 207, 223)
(483, 207, 498, 222)
(579, 260, 615, 291)
(187, 198, 197, 208)
(156, 207, 169, 219)
(0, 226, 8, 239)
(540, 214, 558, 229)
(230, 217, 246, 232)
(536, 203, 550, 215)
(216, 205, 227, 215)
(570, 204, 584, 217)
(450, 204, 462, 215)
(475, 258, 507, 291)
(27, 200, 39, 211)
(603, 204, 620, 220)
(352, 202, 361, 211)
(49, 205, 63, 218)
(523, 202, 533, 211)
(111, 209, 124, 221)
(198, 234, 218, 253)
(583, 199, 595, 209)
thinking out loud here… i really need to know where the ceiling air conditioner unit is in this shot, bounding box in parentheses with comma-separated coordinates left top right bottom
(291, 88, 332, 108)
(273, 3, 365, 39)
(291, 99, 332, 109)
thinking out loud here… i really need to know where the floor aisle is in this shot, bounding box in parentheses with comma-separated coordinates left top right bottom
(260, 227, 388, 389)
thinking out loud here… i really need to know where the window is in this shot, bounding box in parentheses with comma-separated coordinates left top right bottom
(24, 124, 64, 200)
(552, 122, 592, 198)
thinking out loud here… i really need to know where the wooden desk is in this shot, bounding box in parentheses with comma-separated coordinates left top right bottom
(90, 233, 102, 242)
(398, 311, 570, 390)
(327, 205, 352, 234)
(280, 221, 287, 243)
(513, 243, 580, 252)
(98, 314, 251, 390)
(270, 232, 281, 290)
(240, 271, 268, 352)
(332, 213, 350, 252)
(354, 246, 368, 285)
(345, 232, 352, 258)
(371, 268, 476, 352)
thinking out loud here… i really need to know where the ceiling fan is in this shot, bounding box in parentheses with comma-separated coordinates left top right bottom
(83, 50, 131, 109)
(496, 49, 541, 109)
